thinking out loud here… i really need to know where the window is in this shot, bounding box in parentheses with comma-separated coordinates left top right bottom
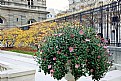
(17, 18, 19, 22)
(38, 17, 42, 21)
(47, 15, 49, 17)
(20, 26, 30, 30)
(28, 19, 36, 24)
(50, 14, 52, 17)
(0, 18, 3, 24)
(27, 0, 34, 5)
(111, 30, 115, 42)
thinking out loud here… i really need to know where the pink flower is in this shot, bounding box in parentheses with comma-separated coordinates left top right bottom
(79, 30, 84, 35)
(53, 57, 56, 60)
(69, 47, 74, 52)
(90, 69, 94, 72)
(48, 65, 52, 69)
(108, 54, 112, 56)
(43, 39, 46, 42)
(58, 33, 63, 36)
(75, 64, 80, 68)
(101, 38, 105, 42)
(44, 58, 46, 61)
(85, 39, 90, 42)
(70, 34, 74, 38)
(97, 55, 101, 59)
(54, 34, 58, 36)
(104, 40, 108, 43)
(102, 39, 108, 43)
(104, 46, 107, 49)
(50, 69, 54, 73)
(41, 50, 44, 52)
(57, 51, 61, 54)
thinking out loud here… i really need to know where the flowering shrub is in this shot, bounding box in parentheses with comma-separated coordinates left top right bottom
(1, 22, 57, 47)
(36, 24, 112, 81)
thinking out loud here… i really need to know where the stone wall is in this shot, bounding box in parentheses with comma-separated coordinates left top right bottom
(108, 46, 121, 64)
(108, 46, 121, 70)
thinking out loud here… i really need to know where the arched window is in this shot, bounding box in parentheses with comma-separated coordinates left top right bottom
(111, 30, 115, 42)
(0, 18, 3, 24)
(28, 19, 36, 24)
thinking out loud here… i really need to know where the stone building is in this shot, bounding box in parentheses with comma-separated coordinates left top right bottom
(68, 0, 112, 12)
(0, 0, 49, 28)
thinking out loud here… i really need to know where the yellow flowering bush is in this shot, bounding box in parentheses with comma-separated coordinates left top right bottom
(1, 22, 58, 47)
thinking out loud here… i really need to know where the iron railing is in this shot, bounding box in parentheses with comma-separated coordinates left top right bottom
(48, 1, 121, 47)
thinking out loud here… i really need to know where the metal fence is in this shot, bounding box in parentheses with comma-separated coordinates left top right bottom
(49, 1, 121, 47)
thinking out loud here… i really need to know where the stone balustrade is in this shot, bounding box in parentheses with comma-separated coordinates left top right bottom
(0, 65, 7, 72)
(108, 46, 121, 71)
(0, 61, 36, 81)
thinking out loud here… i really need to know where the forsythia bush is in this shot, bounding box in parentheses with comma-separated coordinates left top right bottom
(1, 22, 57, 47)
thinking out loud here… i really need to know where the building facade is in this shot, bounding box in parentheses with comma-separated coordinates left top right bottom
(68, 0, 112, 12)
(0, 0, 49, 28)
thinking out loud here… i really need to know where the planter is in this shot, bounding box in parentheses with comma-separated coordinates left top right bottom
(65, 72, 75, 81)
(65, 65, 75, 81)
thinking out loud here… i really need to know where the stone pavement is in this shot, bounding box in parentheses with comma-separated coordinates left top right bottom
(0, 50, 66, 81)
(0, 50, 121, 81)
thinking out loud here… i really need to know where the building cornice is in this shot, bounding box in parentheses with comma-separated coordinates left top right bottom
(0, 1, 47, 8)
(0, 6, 49, 14)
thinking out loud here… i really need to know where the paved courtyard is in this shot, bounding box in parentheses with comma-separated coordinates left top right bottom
(0, 50, 66, 81)
(0, 50, 121, 81)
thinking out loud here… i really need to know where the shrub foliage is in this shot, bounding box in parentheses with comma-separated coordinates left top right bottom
(36, 24, 112, 81)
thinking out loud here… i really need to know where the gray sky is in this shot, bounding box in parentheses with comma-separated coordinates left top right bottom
(46, 0, 69, 11)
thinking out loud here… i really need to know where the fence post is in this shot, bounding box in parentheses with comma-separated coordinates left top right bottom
(107, 7, 109, 41)
(100, 5, 103, 38)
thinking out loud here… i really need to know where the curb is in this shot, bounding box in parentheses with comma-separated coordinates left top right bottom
(0, 50, 34, 59)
